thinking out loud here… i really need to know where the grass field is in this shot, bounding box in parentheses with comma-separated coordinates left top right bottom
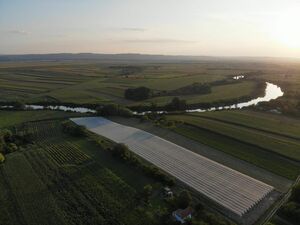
(0, 110, 84, 128)
(134, 81, 256, 106)
(0, 61, 259, 105)
(165, 110, 300, 180)
(189, 110, 300, 139)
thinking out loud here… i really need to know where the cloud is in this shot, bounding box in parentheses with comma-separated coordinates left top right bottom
(123, 38, 196, 44)
(7, 29, 30, 35)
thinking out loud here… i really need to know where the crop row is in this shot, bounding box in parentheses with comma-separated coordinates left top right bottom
(43, 142, 90, 165)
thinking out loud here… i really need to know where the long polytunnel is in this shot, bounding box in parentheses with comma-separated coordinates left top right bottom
(71, 117, 274, 217)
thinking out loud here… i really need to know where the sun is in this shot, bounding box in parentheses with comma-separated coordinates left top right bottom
(268, 8, 300, 49)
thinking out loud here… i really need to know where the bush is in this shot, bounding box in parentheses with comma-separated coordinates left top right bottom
(0, 153, 5, 163)
(125, 87, 151, 101)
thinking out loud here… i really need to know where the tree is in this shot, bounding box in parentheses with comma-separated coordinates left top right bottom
(112, 143, 131, 161)
(177, 190, 192, 208)
(167, 97, 187, 111)
(97, 104, 133, 117)
(125, 87, 151, 101)
(1, 129, 12, 142)
(97, 103, 119, 116)
(143, 184, 153, 203)
(13, 100, 25, 110)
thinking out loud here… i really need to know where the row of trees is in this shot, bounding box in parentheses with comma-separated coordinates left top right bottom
(111, 143, 175, 186)
(159, 83, 211, 97)
(124, 83, 210, 102)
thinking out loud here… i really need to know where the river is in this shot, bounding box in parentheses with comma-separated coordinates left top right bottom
(0, 81, 284, 115)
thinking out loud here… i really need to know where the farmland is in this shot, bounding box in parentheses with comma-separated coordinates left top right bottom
(0, 120, 146, 225)
(1, 57, 300, 225)
(72, 116, 276, 222)
(164, 110, 300, 180)
(0, 60, 267, 106)
(0, 110, 83, 128)
(0, 117, 235, 225)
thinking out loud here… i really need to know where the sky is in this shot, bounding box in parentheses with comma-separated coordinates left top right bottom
(1, 0, 300, 57)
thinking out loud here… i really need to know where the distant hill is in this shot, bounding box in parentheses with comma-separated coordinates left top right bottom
(0, 53, 298, 63)
(0, 53, 216, 63)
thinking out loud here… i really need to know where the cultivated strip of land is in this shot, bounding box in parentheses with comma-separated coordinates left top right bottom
(71, 117, 274, 217)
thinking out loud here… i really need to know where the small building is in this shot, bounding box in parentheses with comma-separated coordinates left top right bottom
(172, 207, 193, 224)
(163, 187, 173, 198)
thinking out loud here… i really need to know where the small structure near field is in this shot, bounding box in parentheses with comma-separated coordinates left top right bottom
(163, 187, 173, 198)
(172, 207, 193, 224)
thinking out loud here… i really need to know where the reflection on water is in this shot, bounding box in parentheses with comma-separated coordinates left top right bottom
(186, 82, 284, 113)
(26, 105, 97, 113)
(233, 75, 245, 80)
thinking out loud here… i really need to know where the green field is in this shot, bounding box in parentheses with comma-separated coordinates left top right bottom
(0, 118, 234, 225)
(0, 120, 149, 225)
(165, 110, 300, 179)
(0, 110, 84, 128)
(0, 61, 259, 105)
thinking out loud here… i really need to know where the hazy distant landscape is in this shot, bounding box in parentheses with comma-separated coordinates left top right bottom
(1, 1, 300, 225)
